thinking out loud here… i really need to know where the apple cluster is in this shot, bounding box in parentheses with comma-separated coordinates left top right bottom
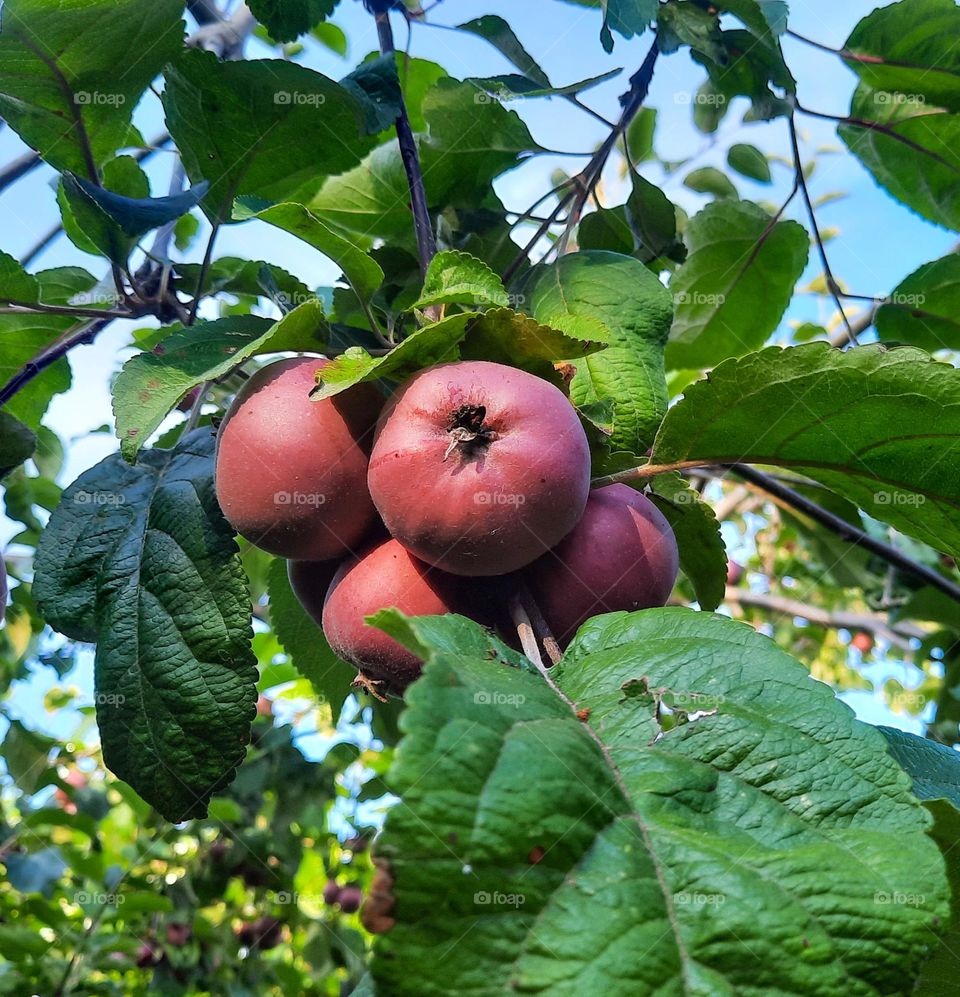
(214, 357, 679, 695)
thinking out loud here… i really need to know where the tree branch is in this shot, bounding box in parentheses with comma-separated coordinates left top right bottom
(0, 149, 41, 196)
(374, 10, 436, 278)
(723, 586, 928, 651)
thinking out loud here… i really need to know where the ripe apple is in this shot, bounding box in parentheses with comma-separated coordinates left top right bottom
(851, 631, 873, 654)
(337, 885, 363, 914)
(726, 559, 743, 586)
(367, 361, 591, 576)
(322, 538, 474, 692)
(323, 880, 342, 905)
(287, 557, 341, 627)
(215, 357, 382, 561)
(523, 483, 679, 646)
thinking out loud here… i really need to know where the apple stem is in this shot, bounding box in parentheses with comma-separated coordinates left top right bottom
(508, 594, 546, 672)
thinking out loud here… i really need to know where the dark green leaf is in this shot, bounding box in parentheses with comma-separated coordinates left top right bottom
(457, 15, 551, 88)
(0, 0, 184, 174)
(162, 49, 374, 221)
(0, 720, 54, 795)
(878, 725, 960, 806)
(33, 430, 257, 822)
(0, 412, 36, 480)
(875, 252, 960, 349)
(174, 256, 312, 304)
(657, 2, 724, 62)
(598, 0, 658, 52)
(648, 471, 725, 610)
(113, 302, 326, 461)
(624, 106, 656, 163)
(467, 69, 621, 100)
(247, 0, 337, 43)
(652, 343, 960, 560)
(267, 558, 352, 724)
(340, 54, 402, 134)
(667, 199, 809, 368)
(577, 205, 636, 255)
(626, 168, 682, 259)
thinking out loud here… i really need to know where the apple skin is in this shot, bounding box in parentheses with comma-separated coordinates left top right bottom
(322, 538, 475, 693)
(523, 484, 679, 647)
(215, 357, 382, 561)
(337, 885, 363, 914)
(287, 557, 341, 627)
(367, 361, 591, 576)
(726, 559, 743, 586)
(851, 631, 874, 654)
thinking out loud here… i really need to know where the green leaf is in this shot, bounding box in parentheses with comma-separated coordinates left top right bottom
(917, 798, 960, 993)
(0, 412, 36, 480)
(412, 251, 509, 310)
(267, 558, 352, 724)
(839, 82, 960, 232)
(312, 21, 347, 56)
(844, 0, 960, 113)
(599, 0, 658, 52)
(0, 720, 54, 795)
(174, 256, 312, 304)
(691, 79, 729, 133)
(113, 302, 326, 461)
(0, 0, 184, 175)
(64, 170, 208, 238)
(162, 48, 374, 221)
(469, 69, 622, 100)
(371, 608, 947, 994)
(648, 472, 725, 610)
(233, 199, 384, 306)
(577, 205, 636, 255)
(33, 430, 258, 822)
(311, 78, 541, 237)
(340, 54, 402, 134)
(683, 165, 740, 199)
(878, 725, 960, 806)
(3, 847, 66, 897)
(247, 0, 337, 43)
(0, 267, 99, 429)
(624, 106, 656, 163)
(457, 15, 551, 88)
(667, 199, 809, 368)
(626, 168, 683, 260)
(0, 249, 40, 302)
(459, 307, 607, 387)
(310, 313, 472, 401)
(717, 0, 788, 37)
(524, 251, 673, 461)
(875, 252, 960, 349)
(727, 142, 772, 182)
(657, 1, 724, 62)
(651, 343, 960, 560)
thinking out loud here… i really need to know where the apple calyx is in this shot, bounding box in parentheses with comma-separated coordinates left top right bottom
(443, 403, 498, 462)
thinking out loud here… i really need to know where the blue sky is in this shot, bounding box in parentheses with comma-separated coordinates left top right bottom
(1, 0, 948, 741)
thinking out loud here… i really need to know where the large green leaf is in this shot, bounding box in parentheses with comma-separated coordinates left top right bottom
(839, 81, 960, 232)
(524, 251, 674, 461)
(667, 199, 809, 368)
(0, 413, 36, 480)
(844, 0, 960, 113)
(233, 199, 384, 305)
(878, 725, 960, 806)
(0, 267, 99, 429)
(651, 343, 960, 559)
(648, 471, 726, 610)
(112, 302, 327, 461)
(457, 16, 551, 88)
(875, 252, 960, 349)
(33, 430, 257, 822)
(412, 251, 509, 310)
(247, 0, 337, 43)
(162, 49, 374, 221)
(0, 0, 183, 175)
(370, 609, 947, 994)
(266, 558, 352, 724)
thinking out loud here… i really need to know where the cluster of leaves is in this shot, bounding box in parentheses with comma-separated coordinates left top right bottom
(0, 0, 959, 993)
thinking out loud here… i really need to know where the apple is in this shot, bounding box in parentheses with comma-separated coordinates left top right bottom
(215, 357, 382, 561)
(851, 631, 873, 654)
(523, 483, 679, 646)
(726, 559, 743, 586)
(323, 880, 342, 905)
(368, 361, 591, 576)
(164, 922, 191, 947)
(337, 885, 363, 914)
(322, 538, 475, 693)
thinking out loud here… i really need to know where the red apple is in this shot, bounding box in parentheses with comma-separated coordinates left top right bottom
(322, 538, 475, 692)
(287, 557, 341, 627)
(523, 484, 679, 646)
(368, 361, 591, 576)
(323, 879, 342, 905)
(215, 357, 382, 561)
(851, 631, 873, 654)
(726, 559, 743, 586)
(337, 885, 363, 914)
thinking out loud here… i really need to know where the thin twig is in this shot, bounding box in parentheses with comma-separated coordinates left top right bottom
(788, 112, 855, 345)
(518, 584, 562, 666)
(0, 149, 41, 195)
(374, 10, 436, 278)
(508, 594, 545, 671)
